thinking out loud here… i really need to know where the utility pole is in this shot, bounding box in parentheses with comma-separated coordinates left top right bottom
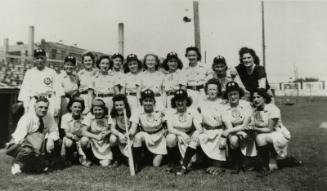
(118, 23, 124, 56)
(193, 1, 201, 53)
(261, 1, 266, 68)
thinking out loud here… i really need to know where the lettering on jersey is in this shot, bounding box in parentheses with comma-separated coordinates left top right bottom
(43, 77, 53, 86)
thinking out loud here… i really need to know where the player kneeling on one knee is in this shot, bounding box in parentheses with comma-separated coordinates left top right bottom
(165, 89, 203, 175)
(82, 99, 112, 167)
(250, 88, 290, 177)
(221, 81, 257, 174)
(60, 97, 91, 167)
(109, 94, 138, 166)
(130, 89, 167, 172)
(6, 96, 60, 175)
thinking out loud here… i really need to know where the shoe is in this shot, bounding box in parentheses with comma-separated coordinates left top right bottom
(176, 166, 188, 176)
(256, 167, 270, 178)
(11, 163, 22, 175)
(79, 156, 91, 167)
(99, 159, 110, 167)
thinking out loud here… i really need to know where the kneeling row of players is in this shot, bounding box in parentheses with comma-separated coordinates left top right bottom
(7, 81, 291, 177)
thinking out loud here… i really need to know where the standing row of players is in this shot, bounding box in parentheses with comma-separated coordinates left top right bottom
(17, 46, 272, 117)
(8, 46, 288, 177)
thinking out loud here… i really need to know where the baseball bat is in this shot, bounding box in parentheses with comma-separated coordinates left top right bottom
(123, 108, 135, 176)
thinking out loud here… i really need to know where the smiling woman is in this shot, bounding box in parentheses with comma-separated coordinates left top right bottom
(235, 47, 272, 99)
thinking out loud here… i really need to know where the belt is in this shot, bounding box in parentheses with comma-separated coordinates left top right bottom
(203, 124, 224, 130)
(32, 94, 52, 99)
(117, 127, 126, 134)
(97, 93, 113, 97)
(166, 90, 175, 96)
(187, 85, 204, 91)
(79, 90, 88, 94)
(126, 92, 137, 96)
(143, 127, 163, 134)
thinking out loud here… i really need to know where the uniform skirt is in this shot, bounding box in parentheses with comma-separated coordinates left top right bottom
(137, 129, 167, 155)
(267, 125, 290, 159)
(127, 95, 139, 111)
(186, 89, 205, 108)
(80, 93, 92, 115)
(116, 128, 134, 157)
(198, 129, 227, 161)
(89, 135, 112, 160)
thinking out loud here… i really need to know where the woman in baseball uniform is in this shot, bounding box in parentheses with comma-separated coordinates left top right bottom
(82, 99, 112, 167)
(165, 89, 202, 174)
(109, 94, 137, 165)
(58, 55, 80, 115)
(111, 53, 125, 94)
(60, 97, 91, 167)
(207, 55, 245, 97)
(182, 46, 211, 108)
(221, 81, 256, 174)
(121, 54, 143, 110)
(175, 79, 228, 175)
(162, 52, 186, 108)
(131, 89, 167, 172)
(92, 55, 118, 112)
(78, 52, 98, 115)
(250, 88, 290, 177)
(140, 54, 165, 111)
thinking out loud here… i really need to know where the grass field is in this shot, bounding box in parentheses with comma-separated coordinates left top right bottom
(0, 101, 326, 191)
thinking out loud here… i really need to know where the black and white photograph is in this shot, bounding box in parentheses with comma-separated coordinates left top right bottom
(0, 0, 326, 190)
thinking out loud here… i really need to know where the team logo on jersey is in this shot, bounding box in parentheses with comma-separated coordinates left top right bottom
(231, 108, 241, 118)
(43, 77, 53, 85)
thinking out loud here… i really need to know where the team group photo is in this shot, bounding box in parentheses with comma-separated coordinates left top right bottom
(0, 0, 326, 191)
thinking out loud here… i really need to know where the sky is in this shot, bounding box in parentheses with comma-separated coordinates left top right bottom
(0, 0, 326, 83)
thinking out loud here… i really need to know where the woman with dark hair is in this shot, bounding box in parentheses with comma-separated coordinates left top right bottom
(182, 46, 210, 107)
(221, 81, 257, 174)
(109, 94, 137, 165)
(175, 79, 228, 175)
(92, 55, 119, 112)
(208, 55, 244, 96)
(165, 89, 202, 174)
(120, 54, 143, 110)
(235, 47, 272, 99)
(162, 52, 186, 108)
(111, 53, 124, 73)
(111, 53, 125, 95)
(57, 55, 80, 115)
(60, 97, 91, 167)
(250, 88, 290, 177)
(130, 89, 167, 172)
(78, 52, 98, 115)
(140, 54, 165, 110)
(82, 99, 112, 167)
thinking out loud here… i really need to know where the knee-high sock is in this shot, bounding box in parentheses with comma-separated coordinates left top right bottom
(132, 146, 143, 171)
(257, 145, 270, 169)
(167, 146, 179, 165)
(182, 147, 196, 168)
(230, 147, 243, 167)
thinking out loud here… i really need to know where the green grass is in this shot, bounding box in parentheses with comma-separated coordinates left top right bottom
(0, 102, 327, 191)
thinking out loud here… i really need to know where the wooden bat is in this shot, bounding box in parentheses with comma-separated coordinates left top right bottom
(123, 108, 135, 176)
